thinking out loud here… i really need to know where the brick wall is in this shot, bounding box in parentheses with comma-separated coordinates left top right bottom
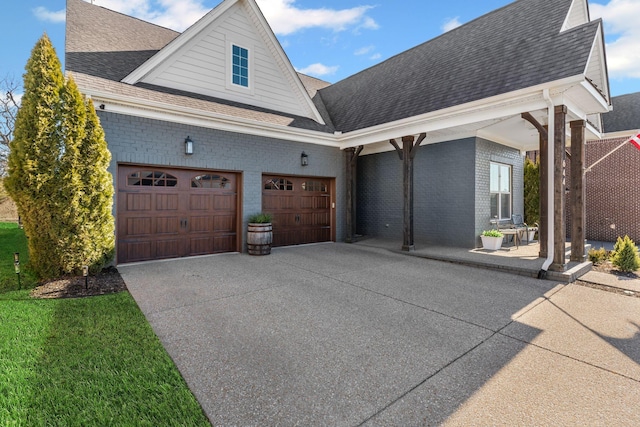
(475, 138, 525, 246)
(98, 111, 347, 249)
(356, 137, 524, 248)
(531, 135, 640, 244)
(584, 136, 640, 242)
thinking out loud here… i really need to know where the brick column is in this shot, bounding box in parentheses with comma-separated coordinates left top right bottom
(570, 120, 586, 262)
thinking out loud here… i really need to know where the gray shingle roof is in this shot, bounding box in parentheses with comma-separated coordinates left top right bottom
(318, 0, 600, 133)
(602, 92, 640, 133)
(65, 0, 179, 81)
(67, 0, 600, 136)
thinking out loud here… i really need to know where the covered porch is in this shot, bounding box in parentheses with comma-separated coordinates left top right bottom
(341, 81, 610, 275)
(353, 238, 592, 283)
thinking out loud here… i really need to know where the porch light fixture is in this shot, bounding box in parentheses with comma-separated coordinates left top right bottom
(301, 151, 309, 166)
(185, 136, 194, 155)
(83, 265, 89, 290)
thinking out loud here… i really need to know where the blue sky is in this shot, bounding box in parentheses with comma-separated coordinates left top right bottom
(2, 0, 639, 97)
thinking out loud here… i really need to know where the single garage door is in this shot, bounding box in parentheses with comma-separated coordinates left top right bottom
(262, 175, 334, 247)
(117, 165, 238, 264)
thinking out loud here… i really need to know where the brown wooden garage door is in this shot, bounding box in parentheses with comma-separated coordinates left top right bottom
(262, 175, 333, 247)
(117, 165, 238, 264)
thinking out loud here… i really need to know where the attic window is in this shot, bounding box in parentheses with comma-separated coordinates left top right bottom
(232, 45, 249, 87)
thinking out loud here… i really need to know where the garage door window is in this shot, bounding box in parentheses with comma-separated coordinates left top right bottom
(265, 178, 293, 191)
(192, 174, 230, 189)
(127, 171, 178, 187)
(302, 180, 327, 192)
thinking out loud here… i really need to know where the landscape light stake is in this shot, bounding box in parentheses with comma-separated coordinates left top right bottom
(14, 253, 20, 289)
(83, 265, 89, 290)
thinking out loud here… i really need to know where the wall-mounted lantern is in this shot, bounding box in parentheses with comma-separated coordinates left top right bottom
(185, 136, 194, 155)
(301, 151, 309, 166)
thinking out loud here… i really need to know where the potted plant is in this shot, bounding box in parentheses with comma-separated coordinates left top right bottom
(481, 229, 503, 250)
(247, 212, 273, 255)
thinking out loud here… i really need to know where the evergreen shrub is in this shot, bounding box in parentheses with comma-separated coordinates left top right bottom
(611, 235, 640, 272)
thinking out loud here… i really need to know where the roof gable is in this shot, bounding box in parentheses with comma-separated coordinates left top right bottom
(561, 0, 590, 32)
(122, 0, 324, 124)
(319, 0, 600, 133)
(583, 22, 610, 103)
(560, 0, 589, 32)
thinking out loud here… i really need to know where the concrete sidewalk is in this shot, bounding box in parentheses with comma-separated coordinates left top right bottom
(119, 243, 640, 426)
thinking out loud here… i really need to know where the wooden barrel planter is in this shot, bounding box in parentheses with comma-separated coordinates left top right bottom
(247, 223, 273, 255)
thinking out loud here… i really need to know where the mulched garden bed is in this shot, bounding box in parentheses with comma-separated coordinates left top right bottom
(30, 267, 127, 299)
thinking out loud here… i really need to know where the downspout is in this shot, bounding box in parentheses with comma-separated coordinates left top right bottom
(539, 89, 554, 278)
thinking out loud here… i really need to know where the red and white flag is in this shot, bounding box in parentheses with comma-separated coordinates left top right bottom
(630, 133, 640, 150)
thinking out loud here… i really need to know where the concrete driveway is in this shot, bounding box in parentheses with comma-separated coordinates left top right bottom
(119, 243, 640, 426)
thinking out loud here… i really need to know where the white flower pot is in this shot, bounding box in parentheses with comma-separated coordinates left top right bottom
(528, 230, 536, 242)
(481, 235, 503, 250)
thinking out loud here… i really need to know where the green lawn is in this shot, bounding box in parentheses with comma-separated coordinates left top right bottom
(0, 222, 38, 292)
(0, 224, 210, 426)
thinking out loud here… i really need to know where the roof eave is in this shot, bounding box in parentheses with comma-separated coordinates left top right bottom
(336, 75, 590, 149)
(81, 86, 340, 148)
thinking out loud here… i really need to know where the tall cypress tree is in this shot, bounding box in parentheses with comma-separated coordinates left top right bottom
(523, 157, 540, 226)
(5, 34, 65, 277)
(5, 34, 114, 278)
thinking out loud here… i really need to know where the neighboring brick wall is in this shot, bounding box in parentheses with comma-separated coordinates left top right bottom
(584, 136, 640, 243)
(475, 138, 524, 246)
(356, 137, 524, 248)
(98, 111, 346, 250)
(531, 136, 640, 244)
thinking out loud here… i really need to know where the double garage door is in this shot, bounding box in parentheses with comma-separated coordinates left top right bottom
(117, 166, 334, 264)
(117, 166, 239, 264)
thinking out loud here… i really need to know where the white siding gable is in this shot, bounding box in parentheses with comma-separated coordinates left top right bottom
(133, 1, 321, 121)
(584, 25, 609, 103)
(561, 0, 589, 32)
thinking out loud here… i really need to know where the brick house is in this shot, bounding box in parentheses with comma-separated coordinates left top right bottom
(584, 92, 640, 243)
(65, 0, 609, 271)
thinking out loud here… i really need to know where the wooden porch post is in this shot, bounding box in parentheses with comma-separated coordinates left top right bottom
(539, 126, 548, 258)
(390, 133, 426, 251)
(521, 113, 548, 258)
(345, 146, 363, 243)
(551, 105, 567, 271)
(570, 120, 586, 262)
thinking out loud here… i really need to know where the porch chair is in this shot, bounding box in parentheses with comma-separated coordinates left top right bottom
(511, 214, 537, 244)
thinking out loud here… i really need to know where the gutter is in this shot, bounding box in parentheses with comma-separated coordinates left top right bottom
(539, 89, 554, 279)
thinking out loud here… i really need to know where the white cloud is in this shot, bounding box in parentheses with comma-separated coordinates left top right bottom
(296, 63, 339, 77)
(591, 0, 640, 79)
(354, 45, 381, 61)
(354, 45, 375, 56)
(441, 16, 462, 33)
(33, 7, 66, 23)
(256, 0, 377, 35)
(93, 0, 209, 31)
(89, 0, 378, 35)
